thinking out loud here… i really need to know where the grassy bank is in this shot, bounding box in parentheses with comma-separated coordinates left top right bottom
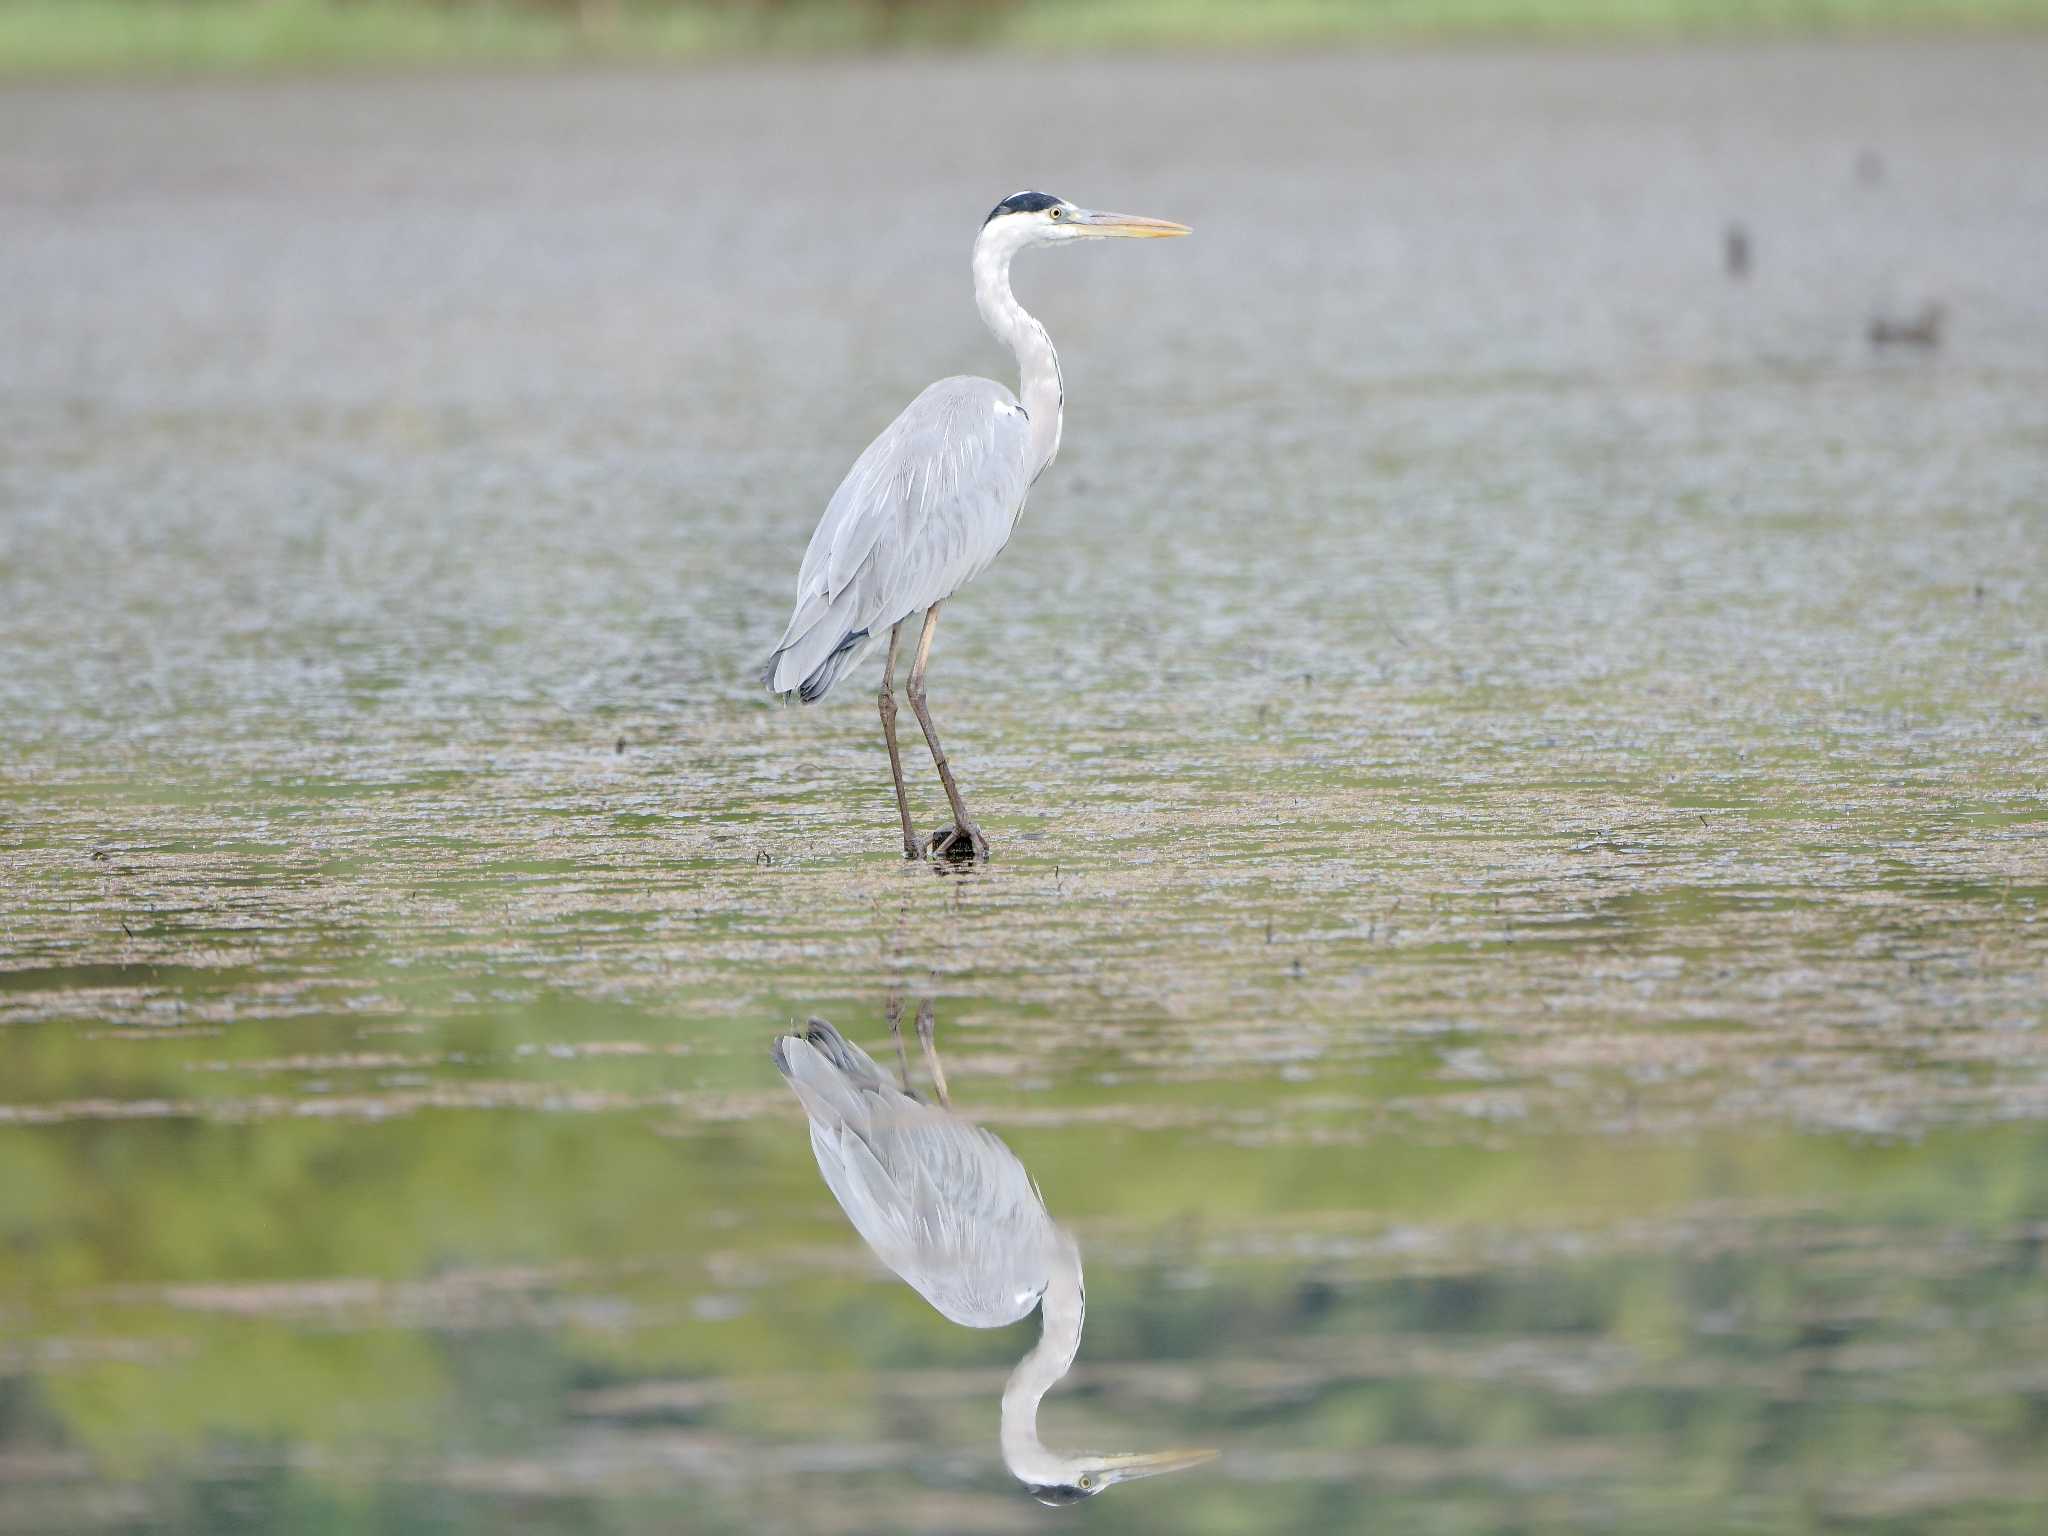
(4, 0, 2048, 77)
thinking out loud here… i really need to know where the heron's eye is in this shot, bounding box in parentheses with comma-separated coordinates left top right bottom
(1077, 1474, 1093, 1488)
(1049, 207, 1064, 220)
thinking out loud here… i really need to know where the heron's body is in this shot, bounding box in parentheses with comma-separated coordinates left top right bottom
(762, 192, 1189, 861)
(772, 1017, 1213, 1501)
(763, 376, 1038, 706)
(774, 1017, 1062, 1328)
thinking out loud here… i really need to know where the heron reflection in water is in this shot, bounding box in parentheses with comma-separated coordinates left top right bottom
(772, 1010, 1216, 1503)
(762, 192, 1190, 863)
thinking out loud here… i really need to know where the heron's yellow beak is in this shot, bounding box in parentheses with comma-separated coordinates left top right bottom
(1094, 1446, 1219, 1483)
(1072, 209, 1192, 239)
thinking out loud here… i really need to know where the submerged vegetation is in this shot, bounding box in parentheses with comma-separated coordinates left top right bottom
(3, 0, 2048, 75)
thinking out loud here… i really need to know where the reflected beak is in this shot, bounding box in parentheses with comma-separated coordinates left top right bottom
(1096, 1446, 1220, 1484)
(1072, 208, 1192, 239)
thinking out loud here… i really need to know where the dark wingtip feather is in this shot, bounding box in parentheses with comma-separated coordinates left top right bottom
(772, 1018, 847, 1081)
(803, 1015, 845, 1049)
(796, 629, 868, 704)
(799, 1017, 868, 1076)
(762, 628, 868, 705)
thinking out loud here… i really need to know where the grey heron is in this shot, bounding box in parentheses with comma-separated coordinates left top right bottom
(761, 193, 1190, 862)
(772, 1014, 1216, 1502)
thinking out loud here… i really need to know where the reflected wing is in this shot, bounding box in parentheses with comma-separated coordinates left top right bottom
(763, 376, 1035, 701)
(775, 1023, 1056, 1328)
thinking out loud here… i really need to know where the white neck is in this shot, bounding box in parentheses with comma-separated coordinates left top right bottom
(998, 1231, 1085, 1486)
(972, 223, 1064, 483)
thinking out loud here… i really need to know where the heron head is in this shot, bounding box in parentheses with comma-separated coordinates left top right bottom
(981, 190, 1191, 249)
(1022, 1446, 1219, 1505)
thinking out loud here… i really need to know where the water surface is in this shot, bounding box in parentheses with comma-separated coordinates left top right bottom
(2, 41, 2046, 1534)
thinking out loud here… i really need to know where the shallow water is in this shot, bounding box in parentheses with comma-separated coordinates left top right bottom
(3, 40, 2047, 1534)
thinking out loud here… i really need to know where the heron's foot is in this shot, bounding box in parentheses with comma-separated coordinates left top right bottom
(900, 830, 925, 861)
(926, 822, 989, 863)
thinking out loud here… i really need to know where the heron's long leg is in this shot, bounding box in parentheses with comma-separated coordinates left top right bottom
(884, 992, 914, 1094)
(915, 998, 951, 1110)
(905, 603, 989, 861)
(877, 623, 920, 860)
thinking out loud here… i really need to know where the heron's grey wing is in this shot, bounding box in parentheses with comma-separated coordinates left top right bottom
(777, 1030, 1057, 1328)
(764, 377, 1034, 701)
(803, 377, 1033, 605)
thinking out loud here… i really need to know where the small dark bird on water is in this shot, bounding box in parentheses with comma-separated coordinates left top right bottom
(1724, 223, 1751, 280)
(1868, 302, 1944, 348)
